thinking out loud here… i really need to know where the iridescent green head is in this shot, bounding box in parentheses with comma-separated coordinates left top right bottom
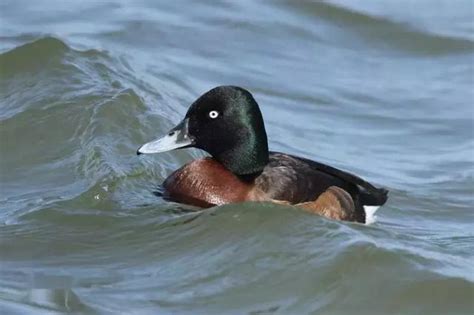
(138, 86, 269, 176)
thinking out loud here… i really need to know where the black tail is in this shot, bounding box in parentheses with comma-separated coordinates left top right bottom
(359, 187, 388, 206)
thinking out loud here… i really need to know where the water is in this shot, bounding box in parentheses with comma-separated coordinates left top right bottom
(0, 0, 473, 314)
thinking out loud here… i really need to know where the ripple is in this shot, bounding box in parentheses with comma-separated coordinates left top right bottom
(1, 2, 473, 313)
(279, 0, 474, 55)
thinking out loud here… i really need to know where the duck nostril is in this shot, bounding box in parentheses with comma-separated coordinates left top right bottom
(168, 131, 175, 136)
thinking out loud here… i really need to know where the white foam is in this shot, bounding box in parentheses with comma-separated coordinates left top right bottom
(363, 206, 380, 225)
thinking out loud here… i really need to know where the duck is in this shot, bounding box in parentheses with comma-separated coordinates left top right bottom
(137, 86, 388, 223)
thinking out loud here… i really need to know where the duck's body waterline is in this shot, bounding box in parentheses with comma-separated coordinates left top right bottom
(138, 86, 388, 223)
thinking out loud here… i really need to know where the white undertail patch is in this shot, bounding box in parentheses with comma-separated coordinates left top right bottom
(363, 206, 380, 225)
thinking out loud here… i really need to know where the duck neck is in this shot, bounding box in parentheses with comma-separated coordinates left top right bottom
(215, 131, 269, 177)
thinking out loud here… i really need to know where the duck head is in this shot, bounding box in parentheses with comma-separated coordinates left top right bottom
(137, 86, 269, 176)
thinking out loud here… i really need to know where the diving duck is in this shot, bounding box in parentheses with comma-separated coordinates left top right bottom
(137, 86, 388, 223)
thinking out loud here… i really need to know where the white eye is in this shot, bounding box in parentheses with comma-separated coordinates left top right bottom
(209, 110, 219, 119)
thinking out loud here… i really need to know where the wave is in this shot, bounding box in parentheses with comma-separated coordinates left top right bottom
(3, 203, 472, 314)
(279, 0, 474, 56)
(1, 31, 472, 314)
(0, 37, 172, 222)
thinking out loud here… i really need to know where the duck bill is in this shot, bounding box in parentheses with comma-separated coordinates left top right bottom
(137, 118, 194, 155)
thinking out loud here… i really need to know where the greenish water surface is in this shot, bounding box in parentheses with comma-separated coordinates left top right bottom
(0, 1, 473, 314)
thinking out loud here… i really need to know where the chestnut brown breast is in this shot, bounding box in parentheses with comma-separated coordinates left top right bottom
(163, 158, 268, 207)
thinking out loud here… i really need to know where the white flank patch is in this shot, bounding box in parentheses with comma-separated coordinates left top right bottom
(363, 206, 380, 225)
